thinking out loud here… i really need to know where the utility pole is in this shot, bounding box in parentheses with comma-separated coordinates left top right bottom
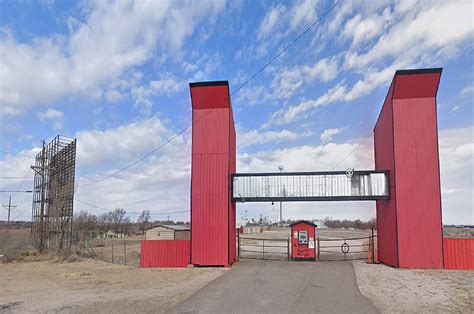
(278, 165, 284, 226)
(31, 140, 47, 253)
(2, 195, 17, 235)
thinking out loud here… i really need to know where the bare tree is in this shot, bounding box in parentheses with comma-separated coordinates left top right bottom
(137, 210, 150, 235)
(109, 208, 126, 235)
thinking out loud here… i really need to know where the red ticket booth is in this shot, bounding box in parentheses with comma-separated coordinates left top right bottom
(291, 221, 316, 261)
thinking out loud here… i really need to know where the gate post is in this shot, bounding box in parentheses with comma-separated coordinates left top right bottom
(263, 239, 265, 260)
(287, 237, 290, 261)
(237, 231, 240, 261)
(111, 238, 114, 264)
(371, 228, 375, 264)
(317, 237, 320, 261)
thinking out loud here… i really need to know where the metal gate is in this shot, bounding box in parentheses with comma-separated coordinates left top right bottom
(317, 234, 376, 262)
(237, 234, 290, 261)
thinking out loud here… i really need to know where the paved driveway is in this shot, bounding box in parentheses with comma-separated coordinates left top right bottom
(170, 260, 377, 313)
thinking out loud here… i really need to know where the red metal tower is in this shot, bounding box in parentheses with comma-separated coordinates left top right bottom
(374, 68, 443, 269)
(189, 81, 236, 266)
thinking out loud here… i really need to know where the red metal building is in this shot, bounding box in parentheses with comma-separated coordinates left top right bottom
(374, 68, 443, 269)
(189, 81, 236, 266)
(290, 221, 316, 261)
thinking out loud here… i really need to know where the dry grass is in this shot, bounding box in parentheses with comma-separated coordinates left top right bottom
(353, 260, 473, 313)
(443, 227, 474, 238)
(0, 259, 227, 313)
(0, 228, 40, 262)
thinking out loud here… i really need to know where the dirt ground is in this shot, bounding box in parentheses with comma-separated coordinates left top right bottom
(353, 260, 473, 313)
(0, 259, 227, 313)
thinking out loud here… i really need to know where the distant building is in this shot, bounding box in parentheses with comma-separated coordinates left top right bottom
(145, 225, 190, 240)
(313, 220, 328, 229)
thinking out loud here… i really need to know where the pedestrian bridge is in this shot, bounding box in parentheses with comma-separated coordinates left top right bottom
(232, 170, 389, 202)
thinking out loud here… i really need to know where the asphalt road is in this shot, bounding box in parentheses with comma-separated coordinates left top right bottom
(170, 260, 378, 314)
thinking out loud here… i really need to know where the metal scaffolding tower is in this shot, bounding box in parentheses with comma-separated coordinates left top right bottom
(31, 135, 77, 253)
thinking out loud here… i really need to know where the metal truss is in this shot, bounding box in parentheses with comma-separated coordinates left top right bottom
(31, 135, 77, 253)
(232, 170, 389, 202)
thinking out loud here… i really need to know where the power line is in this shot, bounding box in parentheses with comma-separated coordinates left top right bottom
(0, 190, 33, 193)
(74, 198, 189, 216)
(76, 110, 212, 188)
(75, 1, 342, 188)
(330, 132, 372, 170)
(0, 176, 33, 179)
(230, 0, 343, 97)
(12, 204, 31, 221)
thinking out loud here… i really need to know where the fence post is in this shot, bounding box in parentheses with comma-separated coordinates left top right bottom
(124, 239, 127, 266)
(371, 228, 375, 264)
(287, 237, 290, 261)
(317, 237, 320, 262)
(111, 238, 114, 264)
(237, 231, 240, 261)
(263, 239, 265, 260)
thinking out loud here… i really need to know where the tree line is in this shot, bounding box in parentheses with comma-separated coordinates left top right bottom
(73, 209, 189, 238)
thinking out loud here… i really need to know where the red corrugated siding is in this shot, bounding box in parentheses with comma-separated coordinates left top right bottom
(140, 240, 190, 268)
(228, 109, 236, 265)
(374, 80, 399, 267)
(443, 238, 474, 270)
(393, 96, 443, 269)
(374, 69, 443, 269)
(190, 82, 234, 266)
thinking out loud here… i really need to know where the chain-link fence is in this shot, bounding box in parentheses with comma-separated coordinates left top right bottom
(0, 228, 143, 267)
(74, 236, 142, 267)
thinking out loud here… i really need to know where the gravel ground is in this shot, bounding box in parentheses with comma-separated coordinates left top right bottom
(0, 259, 227, 313)
(353, 260, 473, 313)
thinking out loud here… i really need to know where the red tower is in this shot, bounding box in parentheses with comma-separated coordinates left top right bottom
(189, 81, 236, 266)
(374, 68, 443, 269)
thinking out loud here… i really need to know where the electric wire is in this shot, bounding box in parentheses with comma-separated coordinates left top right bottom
(74, 198, 189, 216)
(330, 132, 372, 170)
(230, 0, 343, 97)
(19, 2, 344, 213)
(77, 0, 342, 188)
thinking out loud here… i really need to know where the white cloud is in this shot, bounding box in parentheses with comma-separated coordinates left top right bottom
(131, 75, 182, 115)
(343, 1, 473, 71)
(289, 0, 319, 31)
(105, 90, 124, 104)
(320, 128, 343, 143)
(269, 82, 347, 126)
(270, 57, 339, 99)
(340, 9, 391, 48)
(265, 0, 473, 127)
(251, 0, 320, 59)
(0, 0, 227, 115)
(37, 108, 64, 130)
(449, 106, 460, 114)
(75, 116, 170, 168)
(37, 108, 63, 121)
(237, 127, 474, 224)
(257, 4, 286, 39)
(2, 126, 471, 225)
(460, 83, 474, 97)
(237, 128, 312, 149)
(438, 127, 474, 224)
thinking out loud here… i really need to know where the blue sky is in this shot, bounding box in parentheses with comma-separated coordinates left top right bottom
(0, 0, 472, 224)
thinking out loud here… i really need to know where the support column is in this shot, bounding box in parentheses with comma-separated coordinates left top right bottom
(374, 68, 443, 269)
(190, 81, 236, 266)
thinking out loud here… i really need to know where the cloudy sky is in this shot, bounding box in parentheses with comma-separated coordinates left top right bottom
(0, 0, 472, 225)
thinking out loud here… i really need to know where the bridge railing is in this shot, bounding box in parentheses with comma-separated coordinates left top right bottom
(232, 170, 389, 202)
